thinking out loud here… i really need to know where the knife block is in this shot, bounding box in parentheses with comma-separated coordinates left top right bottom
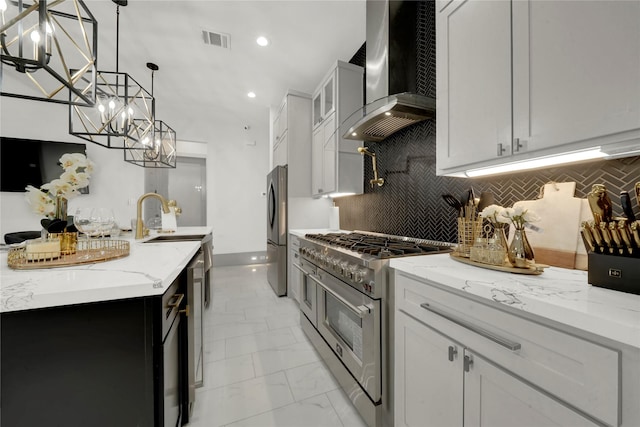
(588, 252, 640, 295)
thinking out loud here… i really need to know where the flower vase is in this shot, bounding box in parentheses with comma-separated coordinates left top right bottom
(55, 196, 68, 223)
(508, 228, 535, 268)
(492, 223, 509, 265)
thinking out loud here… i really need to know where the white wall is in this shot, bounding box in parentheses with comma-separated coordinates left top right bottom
(0, 96, 146, 238)
(206, 114, 270, 255)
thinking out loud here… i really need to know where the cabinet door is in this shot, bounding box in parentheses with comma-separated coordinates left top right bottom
(436, 0, 512, 173)
(322, 114, 337, 195)
(312, 92, 322, 128)
(395, 312, 463, 427)
(322, 73, 335, 120)
(512, 0, 640, 154)
(273, 132, 288, 167)
(464, 351, 599, 427)
(312, 126, 324, 196)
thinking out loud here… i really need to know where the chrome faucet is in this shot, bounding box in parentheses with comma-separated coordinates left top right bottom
(135, 193, 171, 239)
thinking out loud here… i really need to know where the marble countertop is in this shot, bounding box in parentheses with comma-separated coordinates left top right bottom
(1, 227, 212, 313)
(390, 254, 640, 349)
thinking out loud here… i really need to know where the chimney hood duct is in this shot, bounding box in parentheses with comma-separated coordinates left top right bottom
(344, 0, 435, 143)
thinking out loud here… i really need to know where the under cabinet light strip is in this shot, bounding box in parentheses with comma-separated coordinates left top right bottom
(465, 148, 606, 178)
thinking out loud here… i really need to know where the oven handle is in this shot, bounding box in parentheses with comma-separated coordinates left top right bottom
(309, 275, 371, 318)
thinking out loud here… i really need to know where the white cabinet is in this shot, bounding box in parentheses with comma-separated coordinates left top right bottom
(270, 91, 313, 197)
(464, 350, 598, 427)
(436, 0, 640, 176)
(311, 61, 364, 198)
(394, 270, 633, 427)
(312, 73, 335, 128)
(395, 311, 463, 427)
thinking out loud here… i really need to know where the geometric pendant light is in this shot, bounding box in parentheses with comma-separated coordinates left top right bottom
(124, 62, 177, 168)
(0, 0, 98, 106)
(68, 0, 155, 149)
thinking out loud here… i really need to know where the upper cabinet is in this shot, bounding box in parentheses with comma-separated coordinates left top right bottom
(311, 61, 364, 198)
(271, 91, 313, 197)
(313, 73, 335, 128)
(436, 0, 640, 176)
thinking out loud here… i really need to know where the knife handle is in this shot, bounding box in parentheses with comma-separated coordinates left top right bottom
(618, 220, 634, 254)
(608, 222, 624, 255)
(621, 191, 636, 221)
(631, 221, 640, 248)
(580, 222, 597, 253)
(599, 222, 615, 254)
(590, 221, 605, 251)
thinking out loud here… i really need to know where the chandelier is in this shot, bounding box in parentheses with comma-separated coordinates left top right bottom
(0, 0, 97, 106)
(124, 62, 177, 168)
(68, 0, 154, 149)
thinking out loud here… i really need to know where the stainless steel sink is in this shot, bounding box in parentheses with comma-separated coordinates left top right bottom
(142, 234, 205, 243)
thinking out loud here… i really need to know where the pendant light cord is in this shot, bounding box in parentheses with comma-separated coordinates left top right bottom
(115, 4, 120, 73)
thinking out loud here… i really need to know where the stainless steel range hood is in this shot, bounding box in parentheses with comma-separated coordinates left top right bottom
(344, 0, 435, 143)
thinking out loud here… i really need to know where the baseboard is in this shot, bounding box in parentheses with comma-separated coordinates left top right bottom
(212, 251, 269, 267)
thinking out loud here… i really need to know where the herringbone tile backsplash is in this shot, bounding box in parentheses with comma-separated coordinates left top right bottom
(336, 1, 640, 243)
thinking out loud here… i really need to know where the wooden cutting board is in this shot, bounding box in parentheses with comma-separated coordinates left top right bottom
(511, 182, 591, 270)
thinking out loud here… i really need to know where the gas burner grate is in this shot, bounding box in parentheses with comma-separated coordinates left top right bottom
(304, 232, 452, 259)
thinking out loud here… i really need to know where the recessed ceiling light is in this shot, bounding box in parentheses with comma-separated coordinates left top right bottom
(256, 36, 269, 47)
(247, 92, 256, 98)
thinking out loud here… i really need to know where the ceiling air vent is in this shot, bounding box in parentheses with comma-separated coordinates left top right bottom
(202, 30, 230, 49)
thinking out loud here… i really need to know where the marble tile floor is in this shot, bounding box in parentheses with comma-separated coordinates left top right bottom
(187, 264, 368, 427)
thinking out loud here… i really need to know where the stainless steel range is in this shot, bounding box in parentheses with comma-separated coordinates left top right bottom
(294, 231, 453, 427)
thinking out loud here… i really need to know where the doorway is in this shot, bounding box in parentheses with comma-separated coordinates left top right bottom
(168, 157, 206, 226)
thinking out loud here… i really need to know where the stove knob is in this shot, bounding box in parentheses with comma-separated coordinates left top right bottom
(323, 256, 331, 267)
(332, 259, 341, 272)
(339, 261, 349, 277)
(346, 265, 357, 280)
(354, 269, 367, 283)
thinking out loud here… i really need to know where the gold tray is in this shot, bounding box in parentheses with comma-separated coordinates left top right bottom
(450, 253, 547, 275)
(7, 239, 130, 270)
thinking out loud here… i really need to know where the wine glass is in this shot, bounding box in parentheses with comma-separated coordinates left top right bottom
(74, 207, 97, 254)
(90, 208, 116, 239)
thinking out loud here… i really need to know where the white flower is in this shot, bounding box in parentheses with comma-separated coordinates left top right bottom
(60, 170, 89, 189)
(498, 206, 539, 229)
(522, 210, 541, 223)
(41, 178, 74, 197)
(25, 185, 55, 218)
(59, 153, 88, 171)
(480, 204, 504, 222)
(25, 152, 93, 220)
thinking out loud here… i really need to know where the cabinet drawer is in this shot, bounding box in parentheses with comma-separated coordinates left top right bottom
(395, 271, 620, 427)
(290, 235, 300, 248)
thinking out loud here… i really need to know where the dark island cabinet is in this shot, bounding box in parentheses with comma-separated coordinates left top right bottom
(1, 274, 185, 427)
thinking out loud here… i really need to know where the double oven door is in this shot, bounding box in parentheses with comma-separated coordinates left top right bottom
(295, 256, 382, 402)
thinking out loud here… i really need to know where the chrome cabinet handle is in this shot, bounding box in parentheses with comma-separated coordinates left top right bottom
(420, 302, 521, 351)
(309, 275, 370, 318)
(497, 143, 508, 156)
(464, 354, 473, 372)
(448, 345, 458, 362)
(513, 137, 527, 153)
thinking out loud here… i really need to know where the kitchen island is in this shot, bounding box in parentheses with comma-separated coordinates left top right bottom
(390, 253, 640, 427)
(1, 227, 212, 427)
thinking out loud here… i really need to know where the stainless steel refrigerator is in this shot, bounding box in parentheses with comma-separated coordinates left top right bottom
(267, 165, 287, 296)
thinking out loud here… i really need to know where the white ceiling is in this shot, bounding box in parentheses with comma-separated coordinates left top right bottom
(85, 0, 366, 144)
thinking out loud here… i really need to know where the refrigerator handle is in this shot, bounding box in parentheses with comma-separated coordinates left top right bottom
(268, 182, 276, 228)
